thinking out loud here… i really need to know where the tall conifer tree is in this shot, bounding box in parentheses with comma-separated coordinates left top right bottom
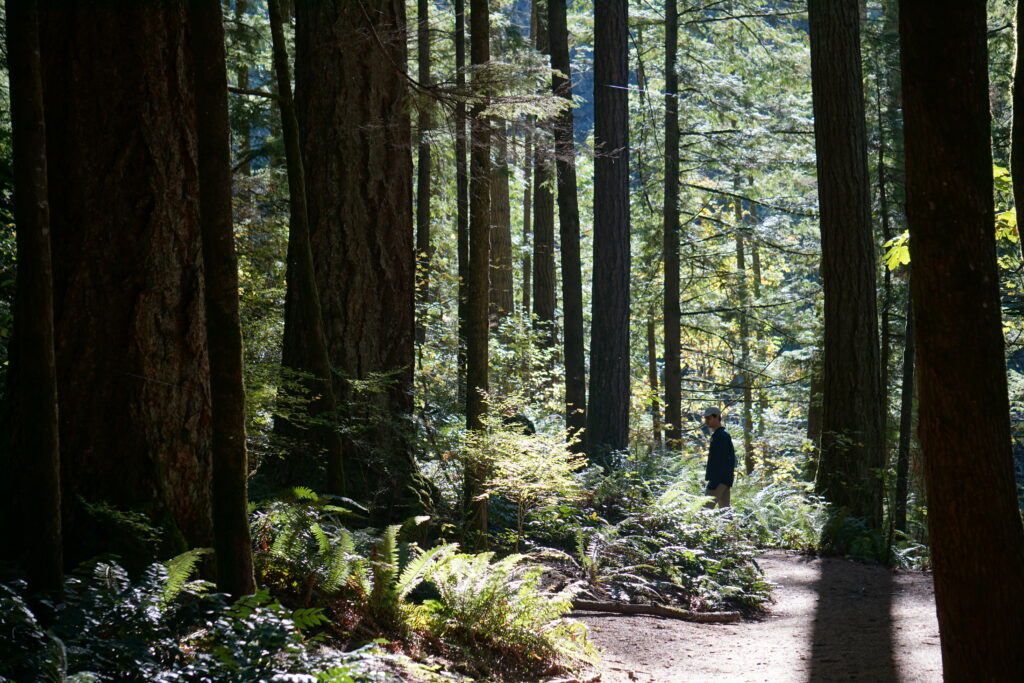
(808, 0, 884, 527)
(587, 0, 631, 460)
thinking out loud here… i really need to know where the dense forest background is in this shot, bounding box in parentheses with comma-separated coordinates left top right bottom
(1, 0, 1023, 680)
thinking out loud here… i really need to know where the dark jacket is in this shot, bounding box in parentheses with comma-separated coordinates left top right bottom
(705, 426, 736, 488)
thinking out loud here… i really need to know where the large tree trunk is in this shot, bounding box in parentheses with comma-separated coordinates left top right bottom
(901, 2, 1024, 675)
(269, 0, 345, 496)
(39, 8, 214, 569)
(1, 2, 62, 594)
(292, 0, 419, 521)
(190, 3, 255, 597)
(808, 0, 884, 528)
(550, 0, 586, 442)
(416, 0, 434, 344)
(464, 0, 492, 549)
(662, 0, 682, 449)
(587, 0, 631, 461)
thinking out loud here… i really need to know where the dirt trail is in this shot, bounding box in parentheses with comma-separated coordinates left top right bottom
(576, 550, 941, 682)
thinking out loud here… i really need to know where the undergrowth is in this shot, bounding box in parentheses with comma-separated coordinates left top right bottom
(0, 559, 391, 682)
(250, 489, 595, 680)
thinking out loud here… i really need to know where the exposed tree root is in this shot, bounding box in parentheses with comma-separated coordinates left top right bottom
(572, 600, 742, 624)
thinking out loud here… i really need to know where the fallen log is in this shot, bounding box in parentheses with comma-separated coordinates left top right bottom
(572, 600, 742, 624)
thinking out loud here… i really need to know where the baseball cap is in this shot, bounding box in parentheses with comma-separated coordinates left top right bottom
(703, 406, 721, 418)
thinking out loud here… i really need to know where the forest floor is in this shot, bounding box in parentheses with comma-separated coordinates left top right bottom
(575, 550, 941, 683)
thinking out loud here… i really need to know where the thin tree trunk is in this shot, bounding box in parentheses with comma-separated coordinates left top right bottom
(1012, 0, 1024, 262)
(806, 355, 824, 483)
(490, 121, 515, 322)
(748, 194, 765, 438)
(1, 1, 62, 594)
(808, 0, 885, 527)
(662, 0, 682, 449)
(464, 0, 491, 550)
(522, 121, 533, 315)
(456, 0, 470, 410)
(892, 297, 914, 535)
(647, 318, 662, 449)
(532, 0, 556, 349)
(190, 3, 256, 598)
(734, 186, 754, 474)
(416, 0, 433, 345)
(234, 0, 251, 177)
(550, 0, 586, 442)
(901, 2, 1024, 675)
(876, 73, 893, 470)
(587, 0, 631, 461)
(269, 0, 345, 493)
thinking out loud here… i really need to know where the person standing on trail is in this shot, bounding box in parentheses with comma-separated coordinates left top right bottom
(703, 406, 736, 508)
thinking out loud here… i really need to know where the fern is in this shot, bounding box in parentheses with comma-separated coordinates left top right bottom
(291, 606, 329, 631)
(323, 529, 359, 593)
(162, 547, 212, 605)
(395, 543, 457, 602)
(423, 552, 596, 670)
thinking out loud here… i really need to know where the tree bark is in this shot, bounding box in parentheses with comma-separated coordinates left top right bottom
(662, 0, 682, 449)
(1, 1, 62, 594)
(901, 2, 1024, 675)
(808, 0, 885, 528)
(464, 0, 492, 549)
(39, 7, 214, 569)
(587, 0, 631, 462)
(190, 3, 256, 597)
(550, 0, 586, 442)
(269, 0, 345, 495)
(416, 0, 434, 344)
(292, 0, 420, 521)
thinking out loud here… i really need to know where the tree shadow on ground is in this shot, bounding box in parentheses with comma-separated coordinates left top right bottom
(809, 557, 898, 681)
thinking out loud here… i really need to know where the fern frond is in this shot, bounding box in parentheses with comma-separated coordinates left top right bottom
(323, 529, 359, 593)
(312, 522, 330, 556)
(381, 524, 402, 569)
(162, 547, 212, 605)
(396, 543, 458, 601)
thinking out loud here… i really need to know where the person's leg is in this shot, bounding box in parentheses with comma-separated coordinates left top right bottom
(704, 487, 717, 509)
(713, 483, 731, 508)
